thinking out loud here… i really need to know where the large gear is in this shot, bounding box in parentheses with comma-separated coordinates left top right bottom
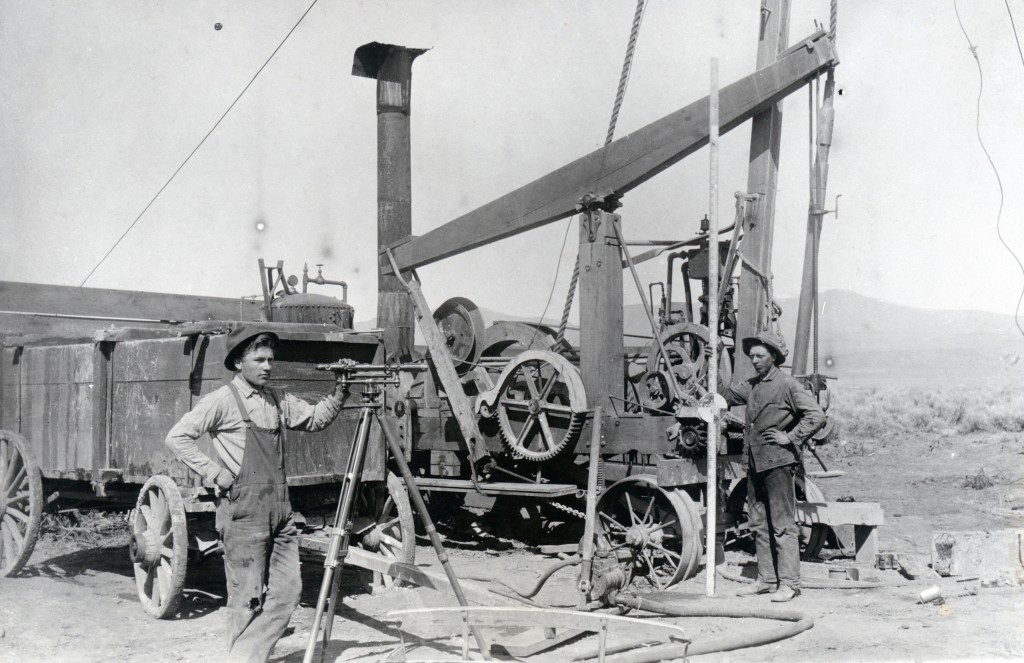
(476, 350, 587, 461)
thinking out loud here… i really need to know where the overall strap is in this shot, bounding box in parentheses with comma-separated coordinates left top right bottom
(226, 383, 252, 427)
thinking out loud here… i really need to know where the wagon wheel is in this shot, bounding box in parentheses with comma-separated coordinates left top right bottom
(130, 475, 188, 618)
(595, 475, 703, 590)
(353, 472, 415, 587)
(724, 474, 829, 560)
(488, 350, 587, 462)
(0, 430, 43, 577)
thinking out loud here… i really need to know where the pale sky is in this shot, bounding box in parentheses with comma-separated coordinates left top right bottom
(2, 1, 1023, 325)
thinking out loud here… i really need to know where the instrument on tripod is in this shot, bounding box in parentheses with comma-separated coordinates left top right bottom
(302, 362, 491, 663)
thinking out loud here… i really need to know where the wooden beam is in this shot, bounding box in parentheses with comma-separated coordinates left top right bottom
(796, 501, 884, 527)
(0, 280, 261, 323)
(386, 30, 836, 273)
(735, 0, 791, 380)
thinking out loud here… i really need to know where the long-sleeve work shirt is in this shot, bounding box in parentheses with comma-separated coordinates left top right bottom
(721, 365, 825, 473)
(165, 374, 345, 483)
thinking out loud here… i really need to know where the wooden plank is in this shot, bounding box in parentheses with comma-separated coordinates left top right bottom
(387, 30, 837, 272)
(0, 280, 261, 322)
(0, 348, 21, 431)
(111, 381, 193, 483)
(92, 342, 112, 480)
(113, 338, 192, 383)
(796, 501, 884, 527)
(18, 345, 95, 475)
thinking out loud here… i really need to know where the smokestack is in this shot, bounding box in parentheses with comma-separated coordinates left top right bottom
(353, 42, 427, 358)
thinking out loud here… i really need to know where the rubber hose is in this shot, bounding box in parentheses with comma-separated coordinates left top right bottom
(575, 594, 813, 663)
(463, 555, 580, 598)
(717, 567, 886, 589)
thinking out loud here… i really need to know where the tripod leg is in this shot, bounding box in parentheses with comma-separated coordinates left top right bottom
(303, 406, 374, 663)
(375, 414, 492, 661)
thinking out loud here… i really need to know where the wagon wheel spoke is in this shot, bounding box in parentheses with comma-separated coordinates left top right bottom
(4, 514, 25, 547)
(6, 507, 28, 524)
(149, 563, 161, 606)
(650, 542, 683, 562)
(380, 533, 403, 550)
(378, 516, 401, 531)
(599, 511, 629, 533)
(6, 489, 30, 510)
(639, 494, 657, 526)
(4, 465, 26, 495)
(139, 504, 155, 531)
(625, 493, 639, 526)
(647, 517, 678, 535)
(498, 398, 532, 411)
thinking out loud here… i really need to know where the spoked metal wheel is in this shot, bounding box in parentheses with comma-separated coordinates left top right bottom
(724, 473, 829, 560)
(353, 472, 415, 587)
(130, 475, 188, 618)
(0, 430, 43, 577)
(595, 475, 703, 589)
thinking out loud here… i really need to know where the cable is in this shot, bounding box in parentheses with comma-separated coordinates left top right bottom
(526, 215, 575, 349)
(953, 1, 1024, 337)
(79, 0, 321, 287)
(1006, 0, 1024, 69)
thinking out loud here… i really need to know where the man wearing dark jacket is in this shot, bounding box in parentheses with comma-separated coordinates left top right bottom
(721, 331, 824, 602)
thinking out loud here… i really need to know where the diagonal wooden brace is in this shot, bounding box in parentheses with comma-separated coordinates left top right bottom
(384, 248, 490, 466)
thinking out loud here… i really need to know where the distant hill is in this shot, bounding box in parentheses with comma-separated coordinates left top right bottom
(360, 290, 1024, 386)
(626, 290, 1024, 386)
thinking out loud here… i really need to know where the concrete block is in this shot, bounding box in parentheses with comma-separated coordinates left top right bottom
(931, 529, 1024, 585)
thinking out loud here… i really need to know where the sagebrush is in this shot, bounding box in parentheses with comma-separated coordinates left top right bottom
(829, 385, 1024, 438)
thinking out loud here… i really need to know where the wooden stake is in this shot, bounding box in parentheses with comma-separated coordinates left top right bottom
(706, 57, 720, 598)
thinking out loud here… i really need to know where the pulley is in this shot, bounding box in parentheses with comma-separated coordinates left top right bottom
(432, 296, 486, 374)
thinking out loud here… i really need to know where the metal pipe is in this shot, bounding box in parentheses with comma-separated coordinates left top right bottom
(705, 57, 720, 597)
(353, 42, 427, 359)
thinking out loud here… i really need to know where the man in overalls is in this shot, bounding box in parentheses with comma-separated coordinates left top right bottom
(720, 331, 824, 602)
(165, 326, 352, 661)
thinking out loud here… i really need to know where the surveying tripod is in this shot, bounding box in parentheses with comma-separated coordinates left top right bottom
(302, 362, 491, 663)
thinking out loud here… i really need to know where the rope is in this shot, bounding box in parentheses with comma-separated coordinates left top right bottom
(954, 1, 1024, 337)
(555, 0, 649, 345)
(829, 0, 838, 41)
(79, 0, 321, 287)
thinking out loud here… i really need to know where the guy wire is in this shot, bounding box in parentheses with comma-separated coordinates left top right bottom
(954, 0, 1024, 337)
(80, 0, 321, 287)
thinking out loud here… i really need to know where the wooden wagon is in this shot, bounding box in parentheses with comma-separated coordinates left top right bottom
(0, 280, 416, 618)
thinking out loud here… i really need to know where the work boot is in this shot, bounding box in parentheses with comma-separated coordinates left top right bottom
(736, 581, 776, 597)
(770, 585, 800, 602)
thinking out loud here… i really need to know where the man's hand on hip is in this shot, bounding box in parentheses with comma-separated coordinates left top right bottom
(215, 467, 234, 491)
(763, 429, 792, 446)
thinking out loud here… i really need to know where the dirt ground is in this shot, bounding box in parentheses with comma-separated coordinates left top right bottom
(2, 429, 1023, 663)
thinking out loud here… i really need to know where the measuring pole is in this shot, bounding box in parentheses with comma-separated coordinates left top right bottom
(705, 57, 720, 597)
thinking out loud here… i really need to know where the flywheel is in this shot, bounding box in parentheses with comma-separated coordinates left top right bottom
(476, 350, 587, 461)
(433, 296, 486, 374)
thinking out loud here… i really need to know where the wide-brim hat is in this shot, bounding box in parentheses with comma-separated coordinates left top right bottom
(741, 331, 788, 366)
(223, 326, 279, 371)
